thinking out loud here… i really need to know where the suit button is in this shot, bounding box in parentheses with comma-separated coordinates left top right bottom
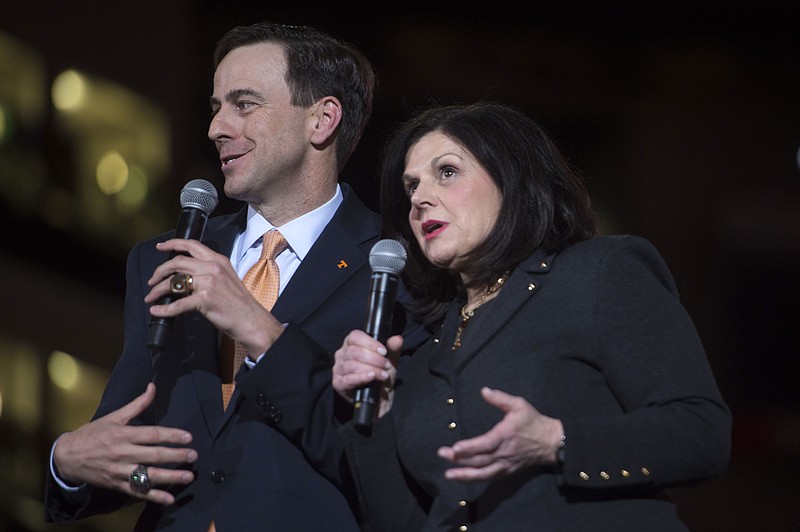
(270, 407, 283, 424)
(211, 470, 226, 483)
(256, 393, 267, 407)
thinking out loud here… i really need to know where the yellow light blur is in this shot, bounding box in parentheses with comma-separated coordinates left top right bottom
(52, 70, 87, 111)
(0, 32, 47, 128)
(48, 351, 81, 391)
(0, 337, 42, 432)
(0, 105, 7, 143)
(96, 150, 129, 194)
(49, 68, 171, 239)
(116, 164, 149, 211)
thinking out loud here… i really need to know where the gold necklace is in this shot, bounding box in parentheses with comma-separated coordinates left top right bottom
(451, 272, 509, 350)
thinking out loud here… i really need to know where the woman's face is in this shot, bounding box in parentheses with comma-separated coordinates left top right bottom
(403, 131, 502, 274)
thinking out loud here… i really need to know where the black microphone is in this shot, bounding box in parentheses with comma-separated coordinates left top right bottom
(147, 179, 218, 352)
(353, 239, 407, 430)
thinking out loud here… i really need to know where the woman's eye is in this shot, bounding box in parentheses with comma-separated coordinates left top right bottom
(441, 166, 456, 178)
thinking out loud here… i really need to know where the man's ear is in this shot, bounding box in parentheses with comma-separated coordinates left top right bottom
(309, 96, 342, 147)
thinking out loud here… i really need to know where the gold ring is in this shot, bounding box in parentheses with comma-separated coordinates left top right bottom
(169, 273, 193, 295)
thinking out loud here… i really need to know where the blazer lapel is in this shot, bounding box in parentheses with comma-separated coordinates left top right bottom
(450, 250, 554, 374)
(204, 187, 379, 432)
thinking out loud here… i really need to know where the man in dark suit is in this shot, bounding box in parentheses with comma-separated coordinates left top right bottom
(44, 22, 403, 530)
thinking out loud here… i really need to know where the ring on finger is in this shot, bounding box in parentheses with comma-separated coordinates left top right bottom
(129, 464, 151, 494)
(169, 273, 194, 295)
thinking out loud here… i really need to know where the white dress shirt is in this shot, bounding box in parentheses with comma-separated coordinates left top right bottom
(234, 185, 342, 366)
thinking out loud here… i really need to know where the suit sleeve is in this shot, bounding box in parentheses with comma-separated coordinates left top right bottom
(558, 236, 732, 489)
(236, 321, 351, 483)
(236, 256, 429, 489)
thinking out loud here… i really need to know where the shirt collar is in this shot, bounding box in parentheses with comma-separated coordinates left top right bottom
(240, 184, 343, 260)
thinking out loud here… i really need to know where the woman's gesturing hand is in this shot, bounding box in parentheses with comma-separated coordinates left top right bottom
(437, 387, 564, 482)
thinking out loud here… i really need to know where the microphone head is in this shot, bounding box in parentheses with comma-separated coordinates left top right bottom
(180, 179, 219, 215)
(369, 239, 407, 275)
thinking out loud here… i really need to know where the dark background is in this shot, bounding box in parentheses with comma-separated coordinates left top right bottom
(1, 1, 798, 530)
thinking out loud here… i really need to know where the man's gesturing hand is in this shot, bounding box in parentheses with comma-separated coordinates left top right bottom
(53, 383, 197, 505)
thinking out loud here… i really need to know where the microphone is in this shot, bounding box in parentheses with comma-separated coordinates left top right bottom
(353, 239, 407, 430)
(147, 179, 219, 352)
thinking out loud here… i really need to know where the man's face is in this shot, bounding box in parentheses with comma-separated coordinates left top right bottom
(209, 42, 311, 206)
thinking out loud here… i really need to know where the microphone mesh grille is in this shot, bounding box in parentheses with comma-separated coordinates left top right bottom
(369, 239, 407, 274)
(180, 179, 219, 214)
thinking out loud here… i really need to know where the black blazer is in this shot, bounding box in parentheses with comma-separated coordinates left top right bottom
(342, 235, 732, 532)
(45, 185, 394, 531)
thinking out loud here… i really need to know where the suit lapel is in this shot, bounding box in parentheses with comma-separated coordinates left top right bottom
(194, 187, 379, 434)
(272, 185, 379, 324)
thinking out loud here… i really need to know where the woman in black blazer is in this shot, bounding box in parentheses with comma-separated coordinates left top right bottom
(333, 102, 731, 531)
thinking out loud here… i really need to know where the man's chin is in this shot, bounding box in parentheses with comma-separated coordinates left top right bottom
(222, 179, 245, 200)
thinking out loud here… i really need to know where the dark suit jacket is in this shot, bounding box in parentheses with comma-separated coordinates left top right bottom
(45, 185, 399, 531)
(342, 235, 732, 532)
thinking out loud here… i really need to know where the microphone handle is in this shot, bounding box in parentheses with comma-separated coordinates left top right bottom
(353, 272, 399, 430)
(147, 207, 209, 352)
(174, 207, 209, 240)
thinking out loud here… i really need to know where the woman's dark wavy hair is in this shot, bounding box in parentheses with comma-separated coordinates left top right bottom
(380, 102, 598, 325)
(214, 22, 376, 172)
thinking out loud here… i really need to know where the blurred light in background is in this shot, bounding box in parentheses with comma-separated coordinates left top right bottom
(0, 33, 46, 129)
(50, 67, 172, 244)
(0, 32, 48, 217)
(0, 105, 10, 144)
(47, 350, 111, 436)
(1, 33, 176, 253)
(96, 150, 130, 195)
(0, 336, 42, 434)
(0, 30, 176, 529)
(0, 335, 121, 530)
(0, 339, 112, 436)
(116, 164, 150, 213)
(51, 69, 87, 112)
(48, 350, 81, 391)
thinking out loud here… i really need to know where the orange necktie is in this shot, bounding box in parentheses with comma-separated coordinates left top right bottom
(220, 230, 287, 410)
